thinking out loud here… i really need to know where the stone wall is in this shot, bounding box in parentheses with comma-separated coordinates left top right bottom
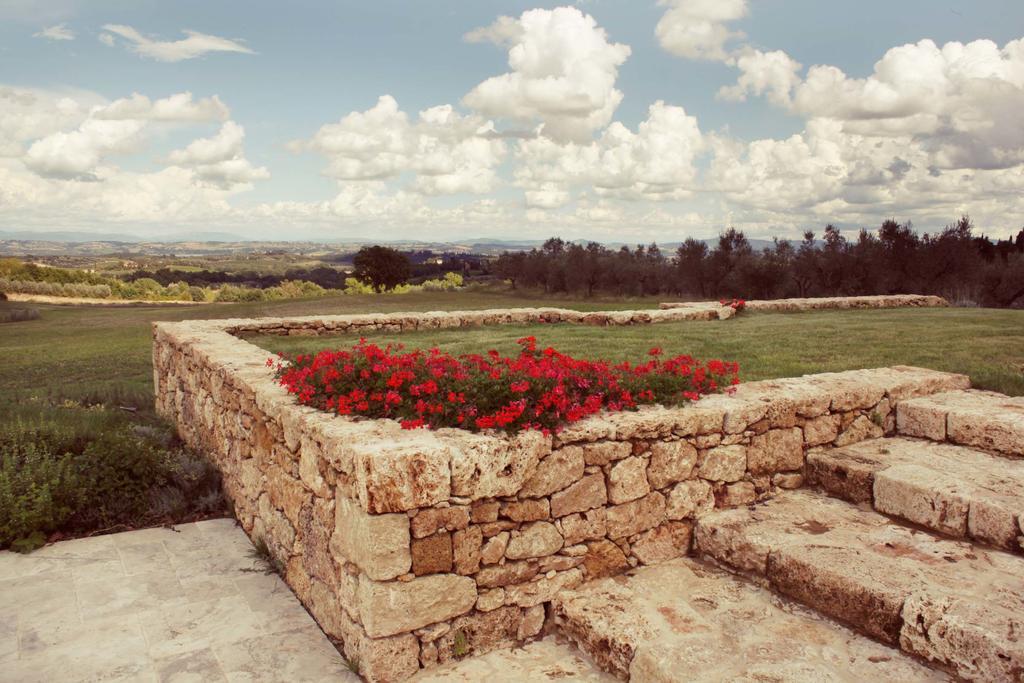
(153, 308, 968, 682)
(659, 294, 948, 314)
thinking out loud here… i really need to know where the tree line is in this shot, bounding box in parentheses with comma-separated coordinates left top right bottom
(492, 218, 1024, 307)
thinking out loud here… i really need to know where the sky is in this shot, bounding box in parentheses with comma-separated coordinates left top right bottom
(1, 0, 1023, 242)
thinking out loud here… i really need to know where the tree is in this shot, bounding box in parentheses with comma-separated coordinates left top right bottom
(493, 252, 526, 289)
(352, 246, 411, 292)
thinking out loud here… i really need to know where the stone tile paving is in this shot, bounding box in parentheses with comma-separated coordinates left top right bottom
(0, 518, 359, 682)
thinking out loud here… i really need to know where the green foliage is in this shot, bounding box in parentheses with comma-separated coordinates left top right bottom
(0, 307, 40, 323)
(452, 630, 470, 658)
(353, 245, 412, 292)
(0, 401, 224, 550)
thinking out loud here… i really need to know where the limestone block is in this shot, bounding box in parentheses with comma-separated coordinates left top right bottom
(606, 492, 667, 539)
(607, 456, 651, 504)
(558, 509, 608, 545)
(665, 480, 715, 520)
(518, 446, 585, 498)
(411, 532, 453, 576)
(449, 431, 546, 500)
(803, 414, 841, 447)
(352, 432, 452, 513)
(504, 568, 583, 607)
(356, 573, 477, 638)
(873, 465, 969, 538)
(453, 525, 484, 575)
(518, 604, 546, 640)
(330, 496, 411, 581)
(835, 414, 885, 447)
(499, 498, 550, 522)
(475, 560, 540, 588)
(718, 482, 757, 507)
(411, 506, 470, 539)
(584, 539, 630, 579)
(896, 402, 947, 441)
(630, 521, 693, 565)
(646, 441, 698, 490)
(435, 606, 523, 664)
(697, 445, 746, 483)
(505, 521, 564, 560)
(747, 427, 804, 475)
(580, 441, 632, 466)
(550, 473, 607, 518)
(480, 532, 509, 565)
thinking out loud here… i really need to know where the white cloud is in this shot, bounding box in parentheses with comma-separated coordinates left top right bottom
(515, 101, 705, 207)
(24, 119, 145, 179)
(655, 0, 747, 62)
(717, 48, 802, 107)
(168, 121, 269, 188)
(34, 23, 74, 41)
(20, 91, 232, 179)
(0, 85, 103, 157)
(296, 95, 507, 195)
(94, 92, 230, 122)
(100, 24, 255, 62)
(463, 7, 631, 142)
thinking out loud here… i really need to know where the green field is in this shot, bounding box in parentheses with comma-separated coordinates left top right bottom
(0, 290, 664, 408)
(2, 292, 1021, 405)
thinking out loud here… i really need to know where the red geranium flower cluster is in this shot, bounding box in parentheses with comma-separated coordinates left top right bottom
(272, 337, 739, 435)
(719, 298, 746, 311)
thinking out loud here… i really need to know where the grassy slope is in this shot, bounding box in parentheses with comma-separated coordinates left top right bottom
(1, 293, 1022, 406)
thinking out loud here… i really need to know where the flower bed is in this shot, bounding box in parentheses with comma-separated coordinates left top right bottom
(152, 307, 970, 682)
(274, 338, 739, 434)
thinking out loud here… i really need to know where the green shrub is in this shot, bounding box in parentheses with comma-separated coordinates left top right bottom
(0, 402, 224, 551)
(0, 307, 40, 323)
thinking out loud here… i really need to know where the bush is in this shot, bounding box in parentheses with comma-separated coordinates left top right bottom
(274, 338, 739, 434)
(0, 403, 224, 551)
(0, 308, 40, 323)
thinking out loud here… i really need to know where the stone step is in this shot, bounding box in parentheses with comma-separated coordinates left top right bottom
(551, 558, 947, 681)
(806, 437, 1024, 553)
(410, 638, 616, 682)
(694, 489, 1024, 682)
(897, 389, 1024, 458)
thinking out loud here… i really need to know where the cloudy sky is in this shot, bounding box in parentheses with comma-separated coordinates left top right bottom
(2, 1, 1023, 242)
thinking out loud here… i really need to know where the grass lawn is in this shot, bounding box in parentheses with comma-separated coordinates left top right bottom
(1, 292, 1022, 407)
(250, 307, 1024, 397)
(0, 289, 663, 408)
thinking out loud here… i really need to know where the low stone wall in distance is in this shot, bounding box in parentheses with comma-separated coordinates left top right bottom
(153, 308, 967, 682)
(659, 294, 948, 314)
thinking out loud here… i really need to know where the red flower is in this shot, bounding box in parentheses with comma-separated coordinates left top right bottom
(274, 338, 739, 435)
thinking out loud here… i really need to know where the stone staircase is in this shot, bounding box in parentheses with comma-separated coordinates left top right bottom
(549, 387, 1024, 682)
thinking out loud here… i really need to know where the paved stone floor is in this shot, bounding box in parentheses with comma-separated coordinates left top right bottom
(0, 518, 360, 682)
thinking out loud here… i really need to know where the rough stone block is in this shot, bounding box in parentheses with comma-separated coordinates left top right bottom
(606, 492, 666, 539)
(607, 456, 651, 504)
(411, 532, 453, 576)
(630, 521, 693, 565)
(518, 446, 584, 498)
(352, 434, 452, 513)
(665, 480, 715, 520)
(356, 573, 477, 638)
(697, 445, 746, 482)
(550, 473, 607, 518)
(449, 431, 546, 500)
(505, 521, 564, 560)
(746, 427, 803, 475)
(646, 440, 698, 490)
(330, 496, 411, 581)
